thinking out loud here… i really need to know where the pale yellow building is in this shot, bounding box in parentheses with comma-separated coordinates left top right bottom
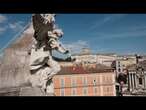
(117, 55, 137, 68)
(96, 54, 117, 67)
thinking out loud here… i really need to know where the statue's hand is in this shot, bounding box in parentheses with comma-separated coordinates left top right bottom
(65, 56, 76, 62)
(71, 58, 76, 62)
(65, 57, 72, 62)
(64, 50, 70, 54)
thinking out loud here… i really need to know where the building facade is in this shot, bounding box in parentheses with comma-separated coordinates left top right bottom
(53, 66, 116, 96)
(127, 70, 146, 92)
(73, 51, 117, 67)
(96, 54, 117, 67)
(115, 55, 137, 77)
(73, 54, 97, 64)
(116, 58, 146, 96)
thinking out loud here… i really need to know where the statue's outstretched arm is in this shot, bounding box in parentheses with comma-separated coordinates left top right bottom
(48, 38, 68, 54)
(48, 38, 75, 62)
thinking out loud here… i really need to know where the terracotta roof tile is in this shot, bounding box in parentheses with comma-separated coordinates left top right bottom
(58, 64, 114, 75)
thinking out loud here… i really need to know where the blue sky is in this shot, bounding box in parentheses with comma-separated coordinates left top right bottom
(0, 14, 146, 57)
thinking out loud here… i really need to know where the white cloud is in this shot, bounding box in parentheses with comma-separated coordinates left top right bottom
(0, 27, 7, 35)
(0, 14, 7, 23)
(127, 25, 146, 32)
(9, 21, 24, 32)
(90, 14, 127, 30)
(63, 40, 90, 54)
(94, 27, 146, 40)
(89, 24, 146, 42)
(0, 14, 7, 34)
(0, 27, 6, 32)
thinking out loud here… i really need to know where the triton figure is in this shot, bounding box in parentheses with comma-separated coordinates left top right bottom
(29, 14, 74, 96)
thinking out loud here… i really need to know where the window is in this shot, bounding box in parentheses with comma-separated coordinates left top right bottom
(109, 76, 112, 82)
(83, 88, 88, 96)
(139, 78, 143, 85)
(106, 76, 110, 83)
(94, 87, 97, 95)
(93, 77, 97, 86)
(105, 76, 107, 83)
(60, 89, 65, 96)
(60, 78, 65, 88)
(72, 88, 77, 96)
(118, 65, 121, 68)
(103, 76, 105, 82)
(83, 77, 88, 87)
(71, 78, 76, 87)
(118, 61, 120, 66)
(93, 79, 96, 86)
(118, 68, 121, 72)
(96, 76, 100, 84)
(107, 87, 110, 92)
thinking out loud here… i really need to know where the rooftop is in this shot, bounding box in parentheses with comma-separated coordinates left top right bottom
(127, 60, 146, 71)
(58, 64, 114, 75)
